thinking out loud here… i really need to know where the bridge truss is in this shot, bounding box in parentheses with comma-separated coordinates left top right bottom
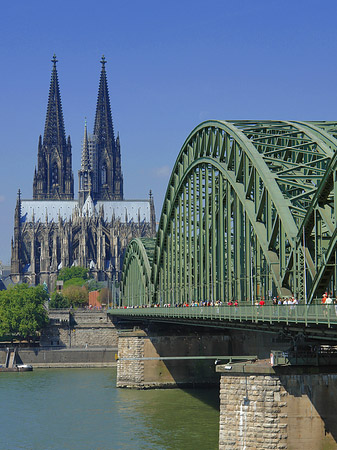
(122, 121, 337, 306)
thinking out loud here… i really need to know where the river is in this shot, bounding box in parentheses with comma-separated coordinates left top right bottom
(0, 368, 219, 450)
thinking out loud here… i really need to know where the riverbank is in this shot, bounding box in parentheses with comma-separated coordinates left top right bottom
(0, 347, 117, 368)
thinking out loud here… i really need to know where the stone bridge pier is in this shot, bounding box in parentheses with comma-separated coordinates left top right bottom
(116, 324, 230, 388)
(216, 361, 337, 450)
(114, 321, 337, 449)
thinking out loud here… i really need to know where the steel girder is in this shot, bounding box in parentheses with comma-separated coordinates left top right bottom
(289, 149, 337, 303)
(121, 120, 337, 306)
(121, 238, 155, 306)
(229, 120, 337, 301)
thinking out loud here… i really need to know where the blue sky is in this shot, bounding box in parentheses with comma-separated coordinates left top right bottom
(1, 0, 337, 264)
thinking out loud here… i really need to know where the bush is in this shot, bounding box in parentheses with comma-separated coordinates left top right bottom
(58, 267, 89, 282)
(63, 277, 88, 289)
(86, 279, 105, 292)
(50, 292, 70, 309)
(63, 285, 88, 307)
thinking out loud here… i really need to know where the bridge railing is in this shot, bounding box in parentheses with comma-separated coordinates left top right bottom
(108, 304, 337, 327)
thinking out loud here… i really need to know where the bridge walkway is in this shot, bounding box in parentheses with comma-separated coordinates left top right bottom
(109, 304, 337, 338)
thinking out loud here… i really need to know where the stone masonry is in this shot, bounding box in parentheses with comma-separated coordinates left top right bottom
(40, 310, 118, 348)
(218, 368, 337, 450)
(117, 330, 145, 388)
(219, 374, 287, 450)
(0, 348, 116, 368)
(116, 327, 229, 388)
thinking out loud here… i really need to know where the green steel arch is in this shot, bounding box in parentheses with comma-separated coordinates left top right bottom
(121, 120, 337, 306)
(121, 238, 155, 306)
(289, 149, 337, 303)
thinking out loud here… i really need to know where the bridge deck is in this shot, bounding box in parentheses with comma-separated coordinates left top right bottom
(108, 305, 337, 330)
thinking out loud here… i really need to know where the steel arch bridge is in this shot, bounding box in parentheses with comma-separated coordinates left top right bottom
(121, 120, 337, 307)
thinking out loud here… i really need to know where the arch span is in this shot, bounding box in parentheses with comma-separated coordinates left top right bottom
(121, 121, 337, 305)
(121, 238, 155, 306)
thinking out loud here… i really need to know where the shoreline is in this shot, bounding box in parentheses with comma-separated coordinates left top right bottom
(31, 362, 117, 368)
(0, 347, 118, 369)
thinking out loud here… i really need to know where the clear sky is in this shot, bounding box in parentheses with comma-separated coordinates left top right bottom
(1, 0, 337, 265)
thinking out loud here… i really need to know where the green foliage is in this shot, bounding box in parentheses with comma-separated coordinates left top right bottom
(50, 292, 70, 309)
(63, 277, 88, 289)
(86, 279, 105, 292)
(57, 267, 89, 282)
(63, 285, 88, 307)
(0, 284, 49, 339)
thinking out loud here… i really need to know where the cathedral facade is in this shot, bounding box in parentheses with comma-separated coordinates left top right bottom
(11, 56, 156, 289)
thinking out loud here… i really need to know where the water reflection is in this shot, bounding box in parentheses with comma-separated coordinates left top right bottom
(0, 368, 219, 450)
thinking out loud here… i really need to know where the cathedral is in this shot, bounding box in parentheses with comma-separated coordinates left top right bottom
(11, 55, 156, 289)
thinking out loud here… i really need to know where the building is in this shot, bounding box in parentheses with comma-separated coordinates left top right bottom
(11, 56, 156, 289)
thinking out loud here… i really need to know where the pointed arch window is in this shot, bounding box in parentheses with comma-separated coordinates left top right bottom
(101, 164, 107, 185)
(52, 162, 59, 185)
(83, 173, 88, 190)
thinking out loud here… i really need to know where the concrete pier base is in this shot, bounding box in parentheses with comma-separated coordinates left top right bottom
(217, 361, 337, 450)
(116, 327, 229, 388)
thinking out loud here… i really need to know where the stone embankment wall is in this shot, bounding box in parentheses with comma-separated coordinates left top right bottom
(40, 310, 118, 348)
(0, 348, 117, 368)
(219, 371, 337, 450)
(117, 328, 229, 388)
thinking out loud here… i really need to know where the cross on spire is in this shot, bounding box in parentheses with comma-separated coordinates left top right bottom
(52, 54, 58, 67)
(100, 55, 106, 68)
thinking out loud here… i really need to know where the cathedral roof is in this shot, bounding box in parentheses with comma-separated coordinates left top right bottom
(20, 199, 152, 223)
(82, 195, 95, 216)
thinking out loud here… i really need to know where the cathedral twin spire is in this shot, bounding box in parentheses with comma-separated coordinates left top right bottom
(44, 55, 67, 148)
(79, 55, 124, 203)
(94, 56, 115, 147)
(90, 55, 123, 202)
(34, 55, 123, 203)
(33, 54, 73, 200)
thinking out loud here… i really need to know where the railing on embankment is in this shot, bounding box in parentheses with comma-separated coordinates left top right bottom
(108, 304, 337, 328)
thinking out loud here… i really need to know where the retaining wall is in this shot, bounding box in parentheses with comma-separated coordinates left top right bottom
(0, 347, 117, 368)
(40, 310, 118, 348)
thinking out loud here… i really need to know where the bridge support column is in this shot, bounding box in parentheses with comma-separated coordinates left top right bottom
(116, 326, 230, 388)
(117, 330, 146, 388)
(216, 362, 337, 450)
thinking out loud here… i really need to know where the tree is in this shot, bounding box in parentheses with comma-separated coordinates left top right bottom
(63, 277, 88, 289)
(50, 292, 70, 309)
(0, 284, 49, 339)
(86, 279, 105, 292)
(63, 285, 88, 307)
(58, 267, 89, 282)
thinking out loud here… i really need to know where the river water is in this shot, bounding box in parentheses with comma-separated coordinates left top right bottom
(0, 368, 219, 450)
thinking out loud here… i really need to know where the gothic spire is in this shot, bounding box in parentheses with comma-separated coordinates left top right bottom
(93, 55, 115, 145)
(43, 54, 66, 147)
(81, 119, 91, 170)
(78, 119, 93, 207)
(33, 55, 74, 200)
(15, 189, 22, 224)
(11, 189, 22, 280)
(149, 190, 156, 234)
